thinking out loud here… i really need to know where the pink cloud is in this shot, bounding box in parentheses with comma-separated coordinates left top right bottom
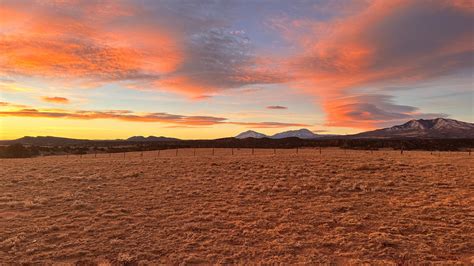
(282, 0, 473, 128)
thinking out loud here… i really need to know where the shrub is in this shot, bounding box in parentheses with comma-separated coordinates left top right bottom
(0, 144, 36, 158)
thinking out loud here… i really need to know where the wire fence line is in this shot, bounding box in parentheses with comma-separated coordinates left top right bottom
(56, 147, 471, 160)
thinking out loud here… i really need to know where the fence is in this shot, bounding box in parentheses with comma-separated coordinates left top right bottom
(56, 146, 471, 159)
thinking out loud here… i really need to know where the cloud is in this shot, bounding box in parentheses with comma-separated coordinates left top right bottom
(266, 105, 288, 110)
(291, 0, 473, 90)
(0, 1, 178, 86)
(269, 0, 472, 128)
(156, 28, 288, 96)
(192, 95, 213, 100)
(0, 108, 227, 125)
(41, 97, 70, 104)
(324, 94, 448, 128)
(311, 129, 328, 133)
(1, 0, 471, 131)
(0, 1, 287, 97)
(0, 101, 29, 108)
(0, 102, 307, 128)
(0, 80, 34, 92)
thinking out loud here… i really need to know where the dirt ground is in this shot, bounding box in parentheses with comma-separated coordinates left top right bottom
(1, 148, 473, 264)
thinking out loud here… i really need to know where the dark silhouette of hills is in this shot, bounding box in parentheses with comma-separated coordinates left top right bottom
(127, 136, 180, 142)
(5, 136, 90, 146)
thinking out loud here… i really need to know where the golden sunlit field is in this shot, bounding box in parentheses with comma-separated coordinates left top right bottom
(1, 148, 473, 264)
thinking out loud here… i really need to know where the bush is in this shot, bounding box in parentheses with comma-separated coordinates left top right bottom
(0, 144, 37, 158)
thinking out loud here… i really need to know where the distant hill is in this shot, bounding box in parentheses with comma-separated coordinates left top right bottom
(0, 136, 91, 146)
(127, 136, 180, 142)
(0, 135, 179, 146)
(352, 118, 474, 139)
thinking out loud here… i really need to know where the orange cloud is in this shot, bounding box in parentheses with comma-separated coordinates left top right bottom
(0, 108, 226, 125)
(41, 97, 70, 104)
(0, 1, 182, 87)
(0, 102, 308, 128)
(323, 94, 447, 128)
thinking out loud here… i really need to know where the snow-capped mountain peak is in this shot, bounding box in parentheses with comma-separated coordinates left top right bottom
(235, 130, 267, 139)
(431, 118, 473, 130)
(271, 128, 319, 139)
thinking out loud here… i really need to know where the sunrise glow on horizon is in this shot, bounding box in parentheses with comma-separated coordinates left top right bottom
(1, 0, 473, 140)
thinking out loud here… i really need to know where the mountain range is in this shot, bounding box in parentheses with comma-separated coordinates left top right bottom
(236, 128, 320, 139)
(235, 118, 474, 139)
(1, 118, 473, 146)
(352, 118, 474, 139)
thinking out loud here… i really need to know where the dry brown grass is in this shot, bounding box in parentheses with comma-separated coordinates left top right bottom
(1, 148, 473, 264)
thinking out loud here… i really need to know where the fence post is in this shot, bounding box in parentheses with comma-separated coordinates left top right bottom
(273, 148, 276, 155)
(319, 146, 322, 154)
(158, 150, 160, 158)
(400, 147, 403, 155)
(231, 148, 234, 155)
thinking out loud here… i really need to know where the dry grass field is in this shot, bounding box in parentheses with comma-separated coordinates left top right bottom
(1, 148, 473, 264)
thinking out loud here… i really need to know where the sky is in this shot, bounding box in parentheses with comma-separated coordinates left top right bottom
(0, 0, 473, 140)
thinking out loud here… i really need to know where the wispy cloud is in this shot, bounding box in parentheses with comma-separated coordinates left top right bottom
(41, 97, 70, 104)
(324, 94, 448, 128)
(0, 102, 308, 128)
(266, 105, 288, 110)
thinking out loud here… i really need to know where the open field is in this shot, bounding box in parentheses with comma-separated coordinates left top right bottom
(1, 148, 473, 264)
